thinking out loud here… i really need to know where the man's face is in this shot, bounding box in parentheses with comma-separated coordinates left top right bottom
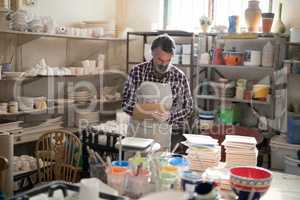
(152, 48, 173, 75)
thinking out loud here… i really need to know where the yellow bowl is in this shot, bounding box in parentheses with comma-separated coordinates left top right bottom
(253, 84, 270, 98)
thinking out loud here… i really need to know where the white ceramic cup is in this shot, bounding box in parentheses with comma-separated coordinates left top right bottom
(79, 178, 101, 200)
(244, 50, 261, 66)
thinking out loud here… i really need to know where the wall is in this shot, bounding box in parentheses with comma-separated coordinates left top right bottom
(119, 0, 300, 31)
(23, 0, 116, 25)
(116, 0, 164, 32)
(0, 0, 128, 73)
(273, 0, 300, 28)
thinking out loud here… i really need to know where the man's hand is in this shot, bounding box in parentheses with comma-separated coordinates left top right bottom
(151, 111, 170, 122)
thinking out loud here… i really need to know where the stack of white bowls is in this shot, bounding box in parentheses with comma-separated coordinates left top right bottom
(0, 102, 8, 114)
(0, 8, 10, 29)
(12, 10, 29, 31)
(28, 18, 44, 32)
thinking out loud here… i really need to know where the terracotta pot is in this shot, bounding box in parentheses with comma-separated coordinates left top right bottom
(245, 0, 261, 33)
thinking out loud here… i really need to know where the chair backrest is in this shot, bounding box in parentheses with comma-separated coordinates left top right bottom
(36, 129, 82, 183)
(0, 156, 8, 192)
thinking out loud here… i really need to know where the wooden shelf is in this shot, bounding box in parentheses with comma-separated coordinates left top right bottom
(0, 106, 60, 116)
(283, 59, 300, 64)
(196, 95, 270, 105)
(0, 29, 127, 41)
(198, 64, 274, 72)
(286, 42, 300, 46)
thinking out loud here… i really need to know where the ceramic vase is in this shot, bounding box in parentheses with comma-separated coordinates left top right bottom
(273, 3, 286, 34)
(201, 24, 210, 33)
(245, 0, 261, 33)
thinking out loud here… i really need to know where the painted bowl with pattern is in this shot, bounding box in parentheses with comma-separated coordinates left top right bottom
(229, 166, 272, 200)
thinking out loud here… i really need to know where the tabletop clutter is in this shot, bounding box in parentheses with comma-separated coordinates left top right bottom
(85, 134, 273, 200)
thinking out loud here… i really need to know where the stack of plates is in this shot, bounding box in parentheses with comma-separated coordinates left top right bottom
(69, 90, 94, 104)
(183, 134, 221, 171)
(222, 135, 258, 167)
(82, 20, 116, 37)
(0, 8, 10, 29)
(11, 10, 29, 31)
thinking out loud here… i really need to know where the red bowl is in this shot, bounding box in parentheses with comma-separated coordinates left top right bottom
(230, 166, 272, 200)
(230, 166, 272, 180)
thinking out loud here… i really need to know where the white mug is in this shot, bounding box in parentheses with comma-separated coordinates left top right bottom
(244, 50, 261, 66)
(79, 178, 101, 200)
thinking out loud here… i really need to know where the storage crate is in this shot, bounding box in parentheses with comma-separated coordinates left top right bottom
(284, 155, 300, 176)
(270, 134, 300, 170)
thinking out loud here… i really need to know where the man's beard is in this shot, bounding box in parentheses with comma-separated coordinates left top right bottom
(154, 64, 170, 75)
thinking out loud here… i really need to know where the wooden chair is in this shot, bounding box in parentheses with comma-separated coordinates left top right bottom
(0, 156, 9, 192)
(35, 130, 82, 183)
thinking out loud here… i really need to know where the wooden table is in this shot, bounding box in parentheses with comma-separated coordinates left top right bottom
(221, 171, 300, 200)
(262, 171, 300, 200)
(141, 171, 300, 200)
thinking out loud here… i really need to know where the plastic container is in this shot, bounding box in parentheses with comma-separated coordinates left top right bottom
(106, 166, 128, 195)
(124, 170, 150, 199)
(284, 155, 300, 176)
(288, 115, 300, 144)
(159, 171, 177, 190)
(89, 163, 107, 182)
(180, 170, 201, 191)
(270, 134, 300, 170)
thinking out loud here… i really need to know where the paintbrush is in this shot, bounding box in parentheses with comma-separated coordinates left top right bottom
(95, 151, 106, 166)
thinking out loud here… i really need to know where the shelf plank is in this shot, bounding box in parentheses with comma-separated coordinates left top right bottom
(197, 64, 274, 72)
(0, 106, 60, 116)
(0, 29, 127, 41)
(195, 95, 270, 105)
(286, 42, 300, 46)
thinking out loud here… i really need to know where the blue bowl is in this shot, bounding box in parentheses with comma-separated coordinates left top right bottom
(168, 157, 188, 167)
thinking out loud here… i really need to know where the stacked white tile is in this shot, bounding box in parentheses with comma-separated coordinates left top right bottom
(222, 135, 258, 167)
(183, 134, 221, 171)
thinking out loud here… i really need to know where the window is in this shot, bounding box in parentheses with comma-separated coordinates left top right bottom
(164, 0, 271, 32)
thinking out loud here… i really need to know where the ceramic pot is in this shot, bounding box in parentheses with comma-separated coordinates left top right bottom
(201, 24, 210, 33)
(245, 0, 261, 33)
(211, 48, 223, 65)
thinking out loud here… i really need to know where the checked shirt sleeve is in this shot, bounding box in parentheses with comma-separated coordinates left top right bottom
(122, 67, 140, 116)
(169, 75, 193, 124)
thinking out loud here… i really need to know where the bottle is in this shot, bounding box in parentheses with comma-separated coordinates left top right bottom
(262, 41, 274, 67)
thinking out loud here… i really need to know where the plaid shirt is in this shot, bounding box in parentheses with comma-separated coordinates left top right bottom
(122, 60, 193, 128)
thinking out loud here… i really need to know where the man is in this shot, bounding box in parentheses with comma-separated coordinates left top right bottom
(122, 34, 193, 150)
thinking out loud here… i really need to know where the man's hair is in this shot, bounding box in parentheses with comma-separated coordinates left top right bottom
(151, 34, 176, 55)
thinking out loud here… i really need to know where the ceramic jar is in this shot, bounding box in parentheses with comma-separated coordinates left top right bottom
(245, 0, 261, 33)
